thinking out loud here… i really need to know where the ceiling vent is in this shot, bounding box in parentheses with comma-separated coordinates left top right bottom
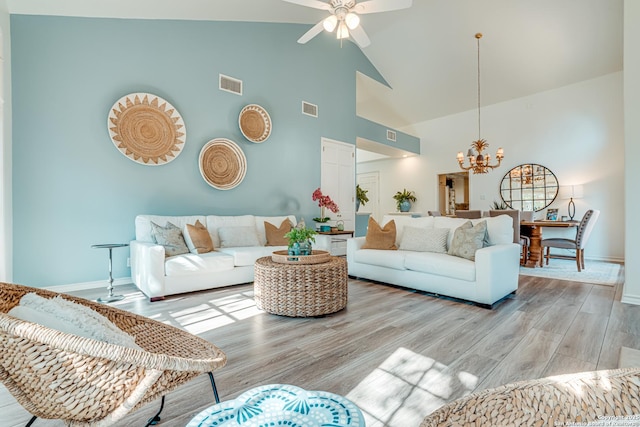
(387, 129, 397, 142)
(302, 101, 318, 118)
(219, 74, 242, 95)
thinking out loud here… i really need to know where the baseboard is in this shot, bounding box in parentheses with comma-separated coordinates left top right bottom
(44, 277, 133, 293)
(621, 292, 640, 306)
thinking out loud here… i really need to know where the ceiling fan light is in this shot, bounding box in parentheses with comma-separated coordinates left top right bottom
(323, 15, 338, 32)
(345, 12, 360, 30)
(336, 21, 349, 39)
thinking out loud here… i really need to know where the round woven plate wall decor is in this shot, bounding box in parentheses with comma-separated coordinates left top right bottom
(238, 104, 272, 143)
(108, 93, 186, 165)
(199, 138, 247, 190)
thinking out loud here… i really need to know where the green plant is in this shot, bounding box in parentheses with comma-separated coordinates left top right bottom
(284, 227, 317, 246)
(393, 188, 417, 211)
(491, 200, 508, 210)
(356, 184, 369, 207)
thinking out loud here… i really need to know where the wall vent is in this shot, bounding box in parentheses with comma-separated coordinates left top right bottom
(219, 74, 243, 95)
(302, 101, 318, 117)
(387, 129, 397, 142)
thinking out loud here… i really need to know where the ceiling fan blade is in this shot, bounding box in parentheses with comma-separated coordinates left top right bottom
(282, 0, 331, 11)
(297, 20, 326, 44)
(354, 0, 412, 14)
(350, 25, 371, 48)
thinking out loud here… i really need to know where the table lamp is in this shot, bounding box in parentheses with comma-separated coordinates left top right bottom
(559, 185, 584, 220)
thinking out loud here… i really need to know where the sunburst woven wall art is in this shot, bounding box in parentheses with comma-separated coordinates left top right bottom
(239, 104, 272, 143)
(108, 93, 186, 165)
(199, 138, 247, 190)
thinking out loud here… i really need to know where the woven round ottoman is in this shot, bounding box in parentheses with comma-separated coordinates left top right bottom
(254, 256, 348, 317)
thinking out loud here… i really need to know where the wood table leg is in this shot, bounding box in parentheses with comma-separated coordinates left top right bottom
(521, 225, 542, 268)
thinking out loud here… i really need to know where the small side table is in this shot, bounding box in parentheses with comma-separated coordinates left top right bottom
(315, 230, 354, 256)
(91, 243, 129, 303)
(187, 384, 365, 427)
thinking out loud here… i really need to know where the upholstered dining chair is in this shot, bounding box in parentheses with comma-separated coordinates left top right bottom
(489, 209, 529, 265)
(454, 210, 482, 219)
(540, 209, 600, 271)
(0, 283, 227, 427)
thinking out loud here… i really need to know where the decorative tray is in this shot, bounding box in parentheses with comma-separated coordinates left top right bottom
(271, 250, 330, 265)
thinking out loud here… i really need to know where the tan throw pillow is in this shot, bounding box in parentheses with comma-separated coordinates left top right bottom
(150, 221, 190, 257)
(184, 220, 214, 254)
(265, 219, 292, 246)
(362, 217, 398, 250)
(448, 220, 487, 261)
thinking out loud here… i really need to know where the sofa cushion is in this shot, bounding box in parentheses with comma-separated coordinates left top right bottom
(135, 215, 207, 243)
(399, 226, 449, 253)
(255, 215, 297, 246)
(264, 219, 293, 246)
(165, 251, 235, 276)
(205, 215, 256, 248)
(362, 217, 398, 250)
(448, 221, 487, 261)
(218, 246, 286, 267)
(354, 249, 406, 270)
(151, 221, 190, 257)
(404, 252, 476, 282)
(382, 215, 434, 247)
(218, 226, 261, 248)
(184, 220, 214, 254)
(433, 217, 470, 249)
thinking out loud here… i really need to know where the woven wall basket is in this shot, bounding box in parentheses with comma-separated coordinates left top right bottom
(199, 138, 247, 190)
(239, 104, 272, 143)
(108, 93, 186, 165)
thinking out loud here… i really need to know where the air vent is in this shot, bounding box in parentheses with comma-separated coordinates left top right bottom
(387, 129, 397, 142)
(302, 101, 318, 117)
(219, 74, 243, 95)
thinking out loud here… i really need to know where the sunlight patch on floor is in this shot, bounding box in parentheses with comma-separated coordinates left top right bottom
(347, 347, 478, 427)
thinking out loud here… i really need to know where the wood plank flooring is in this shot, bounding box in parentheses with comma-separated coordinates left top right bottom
(1, 269, 635, 427)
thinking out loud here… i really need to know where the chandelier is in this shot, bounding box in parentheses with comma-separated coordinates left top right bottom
(456, 33, 504, 174)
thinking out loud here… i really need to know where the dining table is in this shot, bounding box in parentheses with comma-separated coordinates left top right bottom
(520, 220, 579, 268)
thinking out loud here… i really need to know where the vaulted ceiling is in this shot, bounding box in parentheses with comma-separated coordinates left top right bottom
(8, 0, 623, 131)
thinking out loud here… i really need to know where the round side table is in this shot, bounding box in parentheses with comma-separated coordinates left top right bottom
(187, 384, 365, 427)
(91, 243, 129, 303)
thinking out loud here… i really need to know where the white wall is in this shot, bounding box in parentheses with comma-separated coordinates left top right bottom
(358, 72, 624, 261)
(0, 0, 11, 282)
(622, 1, 640, 304)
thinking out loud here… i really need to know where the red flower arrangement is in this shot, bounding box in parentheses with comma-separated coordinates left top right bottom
(312, 188, 339, 222)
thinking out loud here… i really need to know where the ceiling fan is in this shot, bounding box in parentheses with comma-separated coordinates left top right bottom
(282, 0, 412, 48)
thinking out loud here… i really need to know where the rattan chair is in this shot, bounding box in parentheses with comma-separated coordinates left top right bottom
(0, 283, 226, 427)
(421, 367, 640, 426)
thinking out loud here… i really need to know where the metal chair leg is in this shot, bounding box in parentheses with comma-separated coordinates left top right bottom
(26, 416, 37, 427)
(208, 372, 220, 403)
(145, 395, 165, 427)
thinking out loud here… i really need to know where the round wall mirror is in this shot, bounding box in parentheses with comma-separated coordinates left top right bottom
(499, 164, 558, 212)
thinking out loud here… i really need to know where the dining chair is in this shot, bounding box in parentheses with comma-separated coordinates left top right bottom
(428, 210, 441, 216)
(454, 210, 482, 219)
(489, 210, 529, 265)
(540, 209, 600, 271)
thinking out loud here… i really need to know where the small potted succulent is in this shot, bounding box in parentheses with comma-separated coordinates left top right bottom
(393, 188, 417, 212)
(284, 226, 317, 256)
(356, 184, 369, 212)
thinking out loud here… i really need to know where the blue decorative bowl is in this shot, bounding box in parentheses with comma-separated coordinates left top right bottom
(320, 225, 331, 232)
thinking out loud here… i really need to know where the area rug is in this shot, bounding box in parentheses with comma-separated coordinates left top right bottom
(519, 259, 623, 286)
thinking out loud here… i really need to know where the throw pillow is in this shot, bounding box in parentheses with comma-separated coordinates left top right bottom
(151, 221, 190, 257)
(184, 220, 214, 254)
(362, 217, 398, 250)
(265, 219, 293, 246)
(399, 226, 449, 253)
(218, 226, 261, 248)
(448, 220, 487, 261)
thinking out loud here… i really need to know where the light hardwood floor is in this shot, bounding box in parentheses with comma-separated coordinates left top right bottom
(2, 270, 635, 427)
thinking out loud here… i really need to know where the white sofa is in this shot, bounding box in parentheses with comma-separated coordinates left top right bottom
(347, 215, 520, 308)
(131, 214, 296, 301)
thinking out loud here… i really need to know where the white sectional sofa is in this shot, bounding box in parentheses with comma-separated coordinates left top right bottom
(347, 215, 520, 308)
(131, 214, 296, 301)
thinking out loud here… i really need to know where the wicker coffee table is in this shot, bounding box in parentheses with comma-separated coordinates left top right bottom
(254, 255, 348, 317)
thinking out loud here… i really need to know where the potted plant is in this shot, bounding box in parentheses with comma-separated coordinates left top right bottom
(356, 184, 369, 212)
(491, 200, 508, 210)
(393, 188, 417, 212)
(311, 188, 339, 230)
(284, 226, 317, 256)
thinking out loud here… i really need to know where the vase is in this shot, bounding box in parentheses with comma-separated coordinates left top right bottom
(288, 242, 300, 256)
(299, 240, 312, 255)
(400, 200, 411, 212)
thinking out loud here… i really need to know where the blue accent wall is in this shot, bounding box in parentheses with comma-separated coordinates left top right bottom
(356, 116, 420, 154)
(11, 15, 387, 287)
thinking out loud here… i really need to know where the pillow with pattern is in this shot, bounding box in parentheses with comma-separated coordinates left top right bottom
(399, 226, 449, 253)
(448, 220, 487, 261)
(151, 221, 190, 257)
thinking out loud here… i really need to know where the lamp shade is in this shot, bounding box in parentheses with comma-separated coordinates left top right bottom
(559, 185, 584, 200)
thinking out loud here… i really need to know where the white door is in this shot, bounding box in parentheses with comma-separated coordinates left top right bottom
(356, 172, 380, 221)
(321, 138, 355, 233)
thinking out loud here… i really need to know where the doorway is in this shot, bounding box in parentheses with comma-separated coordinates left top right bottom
(438, 172, 469, 215)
